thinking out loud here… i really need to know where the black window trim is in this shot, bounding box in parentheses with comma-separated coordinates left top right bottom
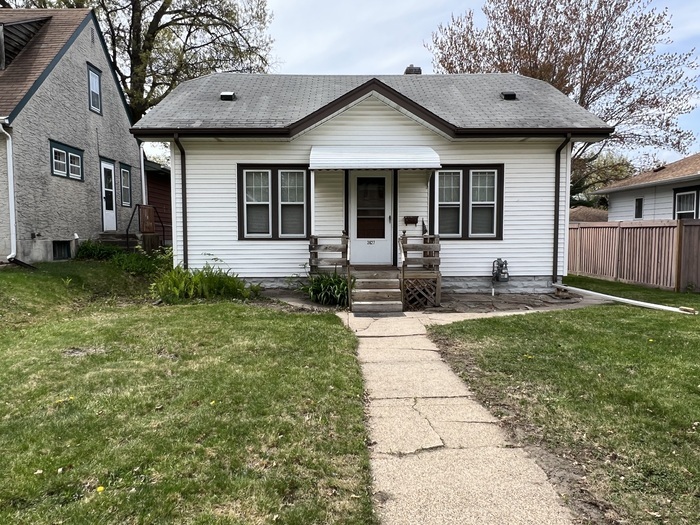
(432, 164, 505, 240)
(237, 164, 311, 240)
(120, 163, 132, 207)
(87, 62, 102, 115)
(673, 186, 699, 220)
(49, 139, 84, 181)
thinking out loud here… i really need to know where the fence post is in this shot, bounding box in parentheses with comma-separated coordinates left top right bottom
(614, 222, 622, 282)
(675, 220, 683, 292)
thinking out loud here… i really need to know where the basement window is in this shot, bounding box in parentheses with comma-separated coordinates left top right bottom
(53, 240, 72, 260)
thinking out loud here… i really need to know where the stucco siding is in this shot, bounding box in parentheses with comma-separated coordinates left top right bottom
(608, 186, 676, 221)
(169, 95, 568, 282)
(0, 134, 10, 257)
(10, 17, 140, 261)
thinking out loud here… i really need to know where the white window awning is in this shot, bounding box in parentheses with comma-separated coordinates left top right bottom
(309, 146, 441, 170)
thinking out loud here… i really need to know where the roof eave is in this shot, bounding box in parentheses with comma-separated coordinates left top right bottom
(131, 127, 291, 139)
(594, 172, 700, 194)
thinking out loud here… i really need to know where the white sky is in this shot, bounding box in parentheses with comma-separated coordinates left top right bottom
(266, 0, 700, 164)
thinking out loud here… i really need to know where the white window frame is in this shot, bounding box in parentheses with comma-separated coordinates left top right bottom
(88, 66, 102, 114)
(437, 170, 463, 238)
(278, 170, 306, 238)
(469, 169, 498, 237)
(68, 153, 82, 179)
(243, 169, 272, 238)
(675, 191, 696, 220)
(121, 168, 131, 206)
(52, 148, 67, 175)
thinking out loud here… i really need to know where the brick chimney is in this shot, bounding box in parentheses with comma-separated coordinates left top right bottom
(404, 64, 422, 75)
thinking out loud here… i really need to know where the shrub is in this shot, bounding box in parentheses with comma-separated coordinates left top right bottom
(151, 264, 260, 304)
(111, 247, 173, 276)
(301, 272, 353, 307)
(75, 240, 123, 260)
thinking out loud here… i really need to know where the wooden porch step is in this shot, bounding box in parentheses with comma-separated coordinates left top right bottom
(353, 289, 402, 302)
(352, 301, 404, 313)
(354, 278, 400, 289)
(351, 270, 400, 280)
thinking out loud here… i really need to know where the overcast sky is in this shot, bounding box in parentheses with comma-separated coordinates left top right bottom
(266, 0, 700, 163)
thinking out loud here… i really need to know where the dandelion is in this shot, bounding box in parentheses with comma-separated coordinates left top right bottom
(96, 486, 105, 493)
(210, 400, 216, 406)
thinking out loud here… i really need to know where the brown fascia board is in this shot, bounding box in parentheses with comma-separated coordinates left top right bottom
(286, 77, 457, 137)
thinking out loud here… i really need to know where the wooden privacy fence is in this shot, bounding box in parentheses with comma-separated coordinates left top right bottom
(568, 219, 700, 291)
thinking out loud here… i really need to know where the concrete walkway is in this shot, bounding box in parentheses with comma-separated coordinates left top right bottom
(336, 308, 590, 525)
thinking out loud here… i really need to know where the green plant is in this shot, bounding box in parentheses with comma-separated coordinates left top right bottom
(301, 271, 353, 307)
(150, 264, 260, 304)
(111, 246, 173, 277)
(75, 240, 123, 260)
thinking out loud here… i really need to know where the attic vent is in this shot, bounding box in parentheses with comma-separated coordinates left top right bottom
(652, 165, 666, 172)
(500, 91, 517, 100)
(220, 91, 236, 101)
(404, 64, 422, 75)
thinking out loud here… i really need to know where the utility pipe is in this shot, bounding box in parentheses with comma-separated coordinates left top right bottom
(173, 134, 188, 268)
(555, 284, 698, 315)
(1, 119, 17, 261)
(553, 134, 571, 284)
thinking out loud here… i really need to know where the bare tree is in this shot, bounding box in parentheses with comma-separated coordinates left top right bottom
(427, 0, 699, 198)
(5, 0, 273, 121)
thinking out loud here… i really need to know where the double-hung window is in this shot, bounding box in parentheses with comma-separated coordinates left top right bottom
(240, 167, 308, 239)
(435, 165, 503, 239)
(50, 140, 83, 180)
(88, 64, 102, 114)
(121, 165, 132, 206)
(437, 171, 462, 237)
(675, 191, 696, 220)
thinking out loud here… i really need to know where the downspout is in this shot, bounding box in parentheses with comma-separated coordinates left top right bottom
(173, 134, 188, 269)
(552, 134, 571, 284)
(139, 142, 148, 205)
(1, 119, 18, 261)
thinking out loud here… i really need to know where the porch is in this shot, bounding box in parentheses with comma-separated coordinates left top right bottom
(309, 232, 441, 313)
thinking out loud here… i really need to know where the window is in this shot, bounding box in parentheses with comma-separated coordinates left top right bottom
(88, 64, 102, 114)
(239, 166, 309, 239)
(676, 191, 696, 220)
(634, 197, 644, 219)
(53, 240, 72, 260)
(120, 166, 132, 206)
(279, 170, 306, 237)
(437, 171, 462, 236)
(50, 140, 83, 180)
(434, 165, 504, 239)
(470, 170, 497, 236)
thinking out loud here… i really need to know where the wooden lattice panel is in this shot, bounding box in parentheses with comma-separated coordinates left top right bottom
(403, 278, 439, 311)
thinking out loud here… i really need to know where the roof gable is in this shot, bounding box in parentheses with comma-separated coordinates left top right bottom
(132, 73, 614, 140)
(0, 8, 91, 121)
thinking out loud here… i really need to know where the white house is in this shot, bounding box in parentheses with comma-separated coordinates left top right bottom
(131, 72, 612, 307)
(596, 153, 700, 221)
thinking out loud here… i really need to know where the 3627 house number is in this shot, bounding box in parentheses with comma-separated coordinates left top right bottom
(366, 240, 375, 245)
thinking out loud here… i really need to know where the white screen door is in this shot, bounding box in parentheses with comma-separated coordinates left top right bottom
(101, 161, 117, 231)
(349, 170, 392, 264)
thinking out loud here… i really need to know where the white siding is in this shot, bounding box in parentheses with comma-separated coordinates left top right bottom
(398, 170, 429, 237)
(170, 95, 569, 280)
(608, 186, 675, 221)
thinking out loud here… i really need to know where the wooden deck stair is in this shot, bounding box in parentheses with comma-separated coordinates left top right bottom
(351, 268, 403, 313)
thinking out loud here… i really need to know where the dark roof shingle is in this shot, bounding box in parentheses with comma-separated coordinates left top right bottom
(0, 8, 91, 120)
(133, 73, 612, 136)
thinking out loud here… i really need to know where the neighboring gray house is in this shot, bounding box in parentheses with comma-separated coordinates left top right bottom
(1, 8, 141, 263)
(132, 71, 612, 308)
(596, 153, 700, 221)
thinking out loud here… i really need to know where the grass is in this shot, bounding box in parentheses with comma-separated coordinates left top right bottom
(0, 262, 376, 524)
(430, 277, 700, 525)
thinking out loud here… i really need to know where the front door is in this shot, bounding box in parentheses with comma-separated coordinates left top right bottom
(101, 161, 117, 231)
(350, 170, 393, 265)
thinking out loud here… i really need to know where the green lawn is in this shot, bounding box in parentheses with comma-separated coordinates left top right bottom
(430, 278, 700, 525)
(0, 262, 376, 524)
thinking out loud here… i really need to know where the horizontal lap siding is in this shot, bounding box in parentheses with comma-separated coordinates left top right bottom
(172, 96, 566, 278)
(608, 187, 674, 221)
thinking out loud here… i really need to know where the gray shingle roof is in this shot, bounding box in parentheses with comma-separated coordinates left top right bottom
(596, 152, 700, 194)
(132, 73, 612, 137)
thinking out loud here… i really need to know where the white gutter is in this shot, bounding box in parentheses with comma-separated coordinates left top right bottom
(555, 284, 698, 315)
(1, 118, 17, 260)
(139, 142, 148, 204)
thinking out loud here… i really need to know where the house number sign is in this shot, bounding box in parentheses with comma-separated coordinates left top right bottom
(366, 240, 375, 245)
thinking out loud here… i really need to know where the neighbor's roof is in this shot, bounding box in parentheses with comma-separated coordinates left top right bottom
(132, 73, 613, 139)
(569, 206, 608, 222)
(596, 152, 700, 194)
(0, 8, 91, 121)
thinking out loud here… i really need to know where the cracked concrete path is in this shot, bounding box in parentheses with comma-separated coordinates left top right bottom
(338, 312, 575, 525)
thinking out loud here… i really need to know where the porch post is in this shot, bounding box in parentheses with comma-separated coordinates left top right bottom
(310, 169, 315, 235)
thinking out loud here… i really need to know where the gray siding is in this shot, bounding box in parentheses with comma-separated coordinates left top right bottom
(608, 187, 676, 221)
(0, 134, 10, 257)
(10, 17, 140, 262)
